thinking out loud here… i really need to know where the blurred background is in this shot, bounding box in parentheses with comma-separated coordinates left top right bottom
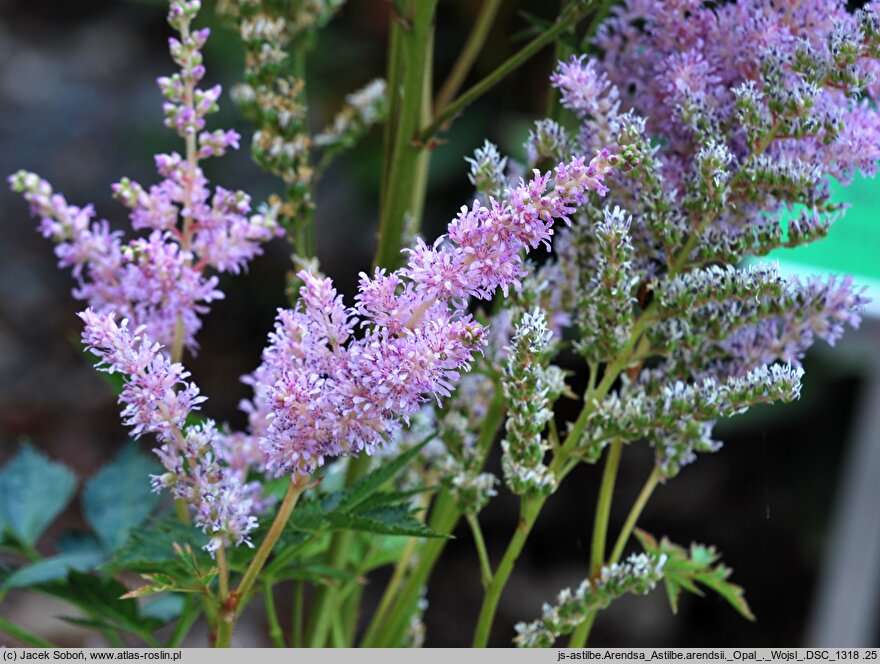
(0, 0, 878, 648)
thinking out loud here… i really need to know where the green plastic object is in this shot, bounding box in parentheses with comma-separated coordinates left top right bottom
(765, 173, 880, 318)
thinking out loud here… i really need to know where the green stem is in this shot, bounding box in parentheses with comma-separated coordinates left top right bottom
(419, 2, 588, 143)
(472, 499, 542, 647)
(359, 530, 420, 647)
(379, 17, 405, 212)
(374, 0, 439, 269)
(466, 513, 494, 588)
(0, 616, 55, 647)
(290, 581, 304, 648)
(306, 454, 371, 647)
(362, 488, 459, 647)
(263, 582, 286, 648)
(362, 389, 505, 647)
(433, 0, 503, 114)
(215, 476, 308, 648)
(590, 440, 623, 576)
(407, 27, 435, 231)
(608, 467, 662, 565)
(101, 627, 125, 648)
(167, 595, 200, 647)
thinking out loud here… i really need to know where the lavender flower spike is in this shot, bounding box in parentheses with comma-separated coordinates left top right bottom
(250, 151, 626, 478)
(79, 308, 259, 552)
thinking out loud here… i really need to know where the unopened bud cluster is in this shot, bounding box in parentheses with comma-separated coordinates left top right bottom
(514, 553, 666, 647)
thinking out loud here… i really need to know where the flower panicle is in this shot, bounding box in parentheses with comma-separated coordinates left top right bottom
(253, 152, 623, 476)
(514, 553, 666, 648)
(79, 308, 259, 552)
(500, 309, 560, 497)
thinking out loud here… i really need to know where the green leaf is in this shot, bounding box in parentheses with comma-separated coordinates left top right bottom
(83, 443, 161, 553)
(56, 532, 103, 556)
(2, 552, 105, 589)
(45, 572, 162, 636)
(0, 444, 77, 546)
(337, 439, 429, 512)
(105, 516, 209, 573)
(635, 529, 755, 621)
(326, 504, 447, 538)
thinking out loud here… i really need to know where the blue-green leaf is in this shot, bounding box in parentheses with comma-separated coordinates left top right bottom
(0, 444, 77, 546)
(55, 532, 103, 557)
(83, 443, 161, 553)
(3, 551, 105, 589)
(141, 594, 185, 623)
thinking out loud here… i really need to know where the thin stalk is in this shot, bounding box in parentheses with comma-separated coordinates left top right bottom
(331, 615, 346, 647)
(434, 0, 503, 114)
(359, 528, 420, 646)
(566, 470, 663, 649)
(306, 454, 371, 646)
(361, 489, 459, 647)
(167, 595, 200, 647)
(263, 582, 286, 648)
(466, 513, 494, 588)
(608, 467, 662, 565)
(236, 478, 307, 609)
(472, 499, 541, 647)
(290, 581, 304, 647)
(171, 316, 186, 365)
(362, 389, 505, 647)
(546, 0, 577, 121)
(379, 13, 404, 211)
(419, 2, 589, 143)
(216, 545, 229, 603)
(590, 440, 623, 576)
(0, 616, 56, 648)
(407, 27, 435, 230)
(101, 628, 125, 648)
(374, 0, 440, 269)
(215, 476, 308, 648)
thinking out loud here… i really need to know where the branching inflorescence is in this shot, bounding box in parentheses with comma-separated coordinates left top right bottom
(5, 0, 878, 650)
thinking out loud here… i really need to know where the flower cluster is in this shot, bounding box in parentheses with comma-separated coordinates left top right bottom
(583, 364, 804, 476)
(315, 79, 389, 150)
(10, 0, 281, 354)
(500, 310, 561, 497)
(506, 0, 877, 482)
(247, 152, 624, 476)
(79, 309, 260, 552)
(466, 141, 509, 202)
(513, 553, 667, 648)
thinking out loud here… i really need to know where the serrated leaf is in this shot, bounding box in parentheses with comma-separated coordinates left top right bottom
(326, 504, 447, 538)
(83, 443, 161, 554)
(354, 486, 434, 511)
(45, 572, 161, 635)
(636, 529, 755, 622)
(105, 516, 209, 573)
(0, 444, 77, 546)
(2, 551, 105, 589)
(664, 577, 682, 614)
(337, 439, 429, 512)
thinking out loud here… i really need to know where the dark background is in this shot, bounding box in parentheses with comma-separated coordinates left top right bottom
(0, 0, 875, 647)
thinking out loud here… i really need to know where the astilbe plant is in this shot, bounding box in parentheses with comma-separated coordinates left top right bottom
(1, 0, 876, 650)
